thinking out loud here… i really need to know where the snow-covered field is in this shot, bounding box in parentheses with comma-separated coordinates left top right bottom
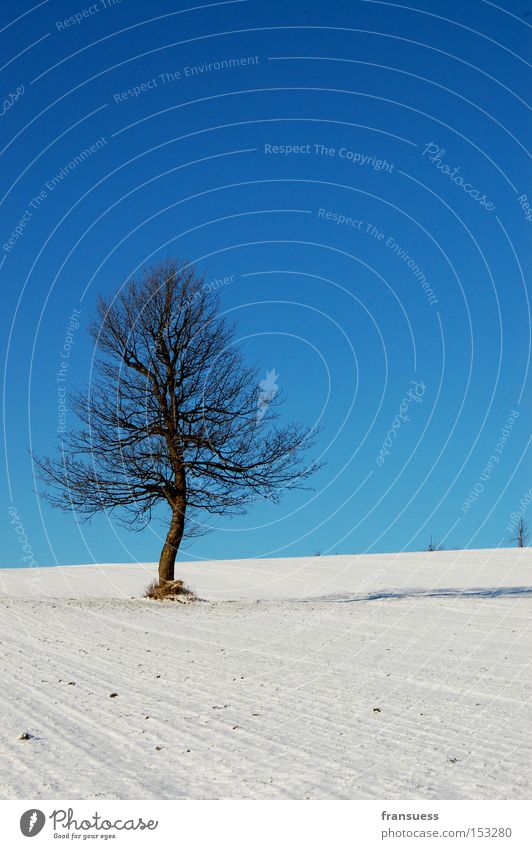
(0, 549, 530, 800)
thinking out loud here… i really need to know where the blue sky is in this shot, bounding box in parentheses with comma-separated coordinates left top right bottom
(1, 0, 530, 567)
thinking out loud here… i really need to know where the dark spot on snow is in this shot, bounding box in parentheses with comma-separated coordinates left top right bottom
(18, 732, 32, 740)
(109, 692, 118, 698)
(373, 707, 381, 713)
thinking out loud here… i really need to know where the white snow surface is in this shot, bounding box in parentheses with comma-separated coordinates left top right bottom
(0, 548, 530, 800)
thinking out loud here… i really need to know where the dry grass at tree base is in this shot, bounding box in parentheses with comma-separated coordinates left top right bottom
(144, 579, 198, 602)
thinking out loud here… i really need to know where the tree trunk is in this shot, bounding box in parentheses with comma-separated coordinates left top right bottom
(158, 499, 185, 584)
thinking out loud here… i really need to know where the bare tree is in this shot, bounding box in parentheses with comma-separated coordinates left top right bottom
(35, 260, 318, 585)
(511, 517, 529, 548)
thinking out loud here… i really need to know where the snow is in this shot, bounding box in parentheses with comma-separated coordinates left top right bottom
(0, 548, 530, 800)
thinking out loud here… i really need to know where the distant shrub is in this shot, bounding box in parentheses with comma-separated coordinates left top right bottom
(425, 536, 444, 551)
(144, 579, 197, 602)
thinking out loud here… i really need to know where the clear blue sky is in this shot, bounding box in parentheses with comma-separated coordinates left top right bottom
(1, 0, 530, 567)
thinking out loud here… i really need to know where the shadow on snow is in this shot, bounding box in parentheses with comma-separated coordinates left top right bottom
(304, 586, 532, 603)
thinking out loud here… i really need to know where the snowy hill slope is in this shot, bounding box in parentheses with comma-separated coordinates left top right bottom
(1, 547, 529, 601)
(0, 549, 530, 800)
